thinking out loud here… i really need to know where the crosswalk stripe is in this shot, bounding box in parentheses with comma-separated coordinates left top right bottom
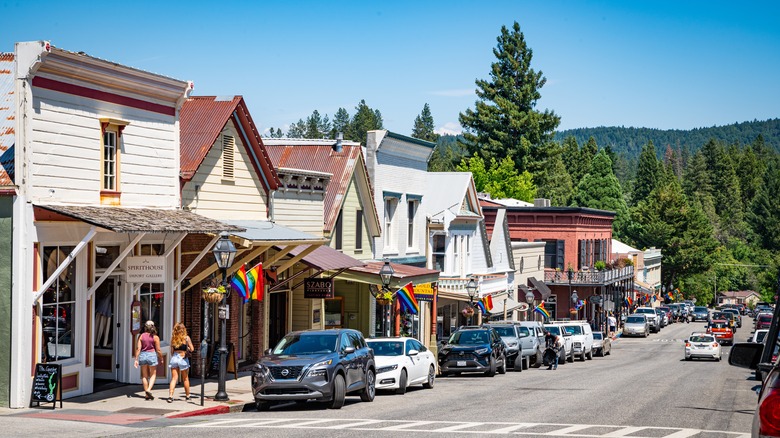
(487, 424, 535, 434)
(661, 429, 701, 438)
(432, 422, 483, 432)
(380, 421, 435, 430)
(547, 425, 594, 435)
(323, 420, 384, 429)
(602, 426, 645, 437)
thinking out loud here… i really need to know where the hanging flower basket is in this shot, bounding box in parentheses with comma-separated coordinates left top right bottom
(376, 298, 392, 306)
(375, 290, 393, 306)
(202, 285, 226, 303)
(461, 306, 475, 318)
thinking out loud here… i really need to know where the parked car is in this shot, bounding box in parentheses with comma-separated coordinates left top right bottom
(659, 306, 673, 324)
(485, 323, 525, 371)
(562, 321, 594, 361)
(635, 307, 661, 333)
(251, 329, 376, 410)
(723, 308, 742, 328)
(592, 332, 611, 356)
(684, 333, 721, 361)
(756, 313, 774, 330)
(669, 303, 687, 322)
(543, 323, 574, 363)
(691, 306, 709, 322)
(366, 337, 436, 394)
(656, 307, 668, 327)
(711, 311, 735, 330)
(751, 329, 769, 344)
(623, 314, 650, 337)
(706, 319, 734, 345)
(439, 327, 507, 376)
(515, 321, 546, 368)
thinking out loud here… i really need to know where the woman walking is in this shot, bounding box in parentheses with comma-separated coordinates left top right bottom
(167, 322, 194, 402)
(134, 321, 163, 400)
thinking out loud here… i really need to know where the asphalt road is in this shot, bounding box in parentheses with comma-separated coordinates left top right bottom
(0, 318, 760, 438)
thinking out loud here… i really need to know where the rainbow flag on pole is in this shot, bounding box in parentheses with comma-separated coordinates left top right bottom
(482, 295, 494, 312)
(533, 301, 551, 320)
(396, 282, 419, 314)
(474, 300, 487, 314)
(246, 262, 264, 301)
(230, 264, 249, 303)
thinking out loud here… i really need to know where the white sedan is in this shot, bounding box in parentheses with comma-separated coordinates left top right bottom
(684, 333, 722, 361)
(367, 337, 436, 394)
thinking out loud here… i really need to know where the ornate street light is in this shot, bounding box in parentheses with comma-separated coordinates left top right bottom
(377, 259, 394, 336)
(525, 289, 535, 321)
(212, 232, 236, 402)
(466, 277, 478, 325)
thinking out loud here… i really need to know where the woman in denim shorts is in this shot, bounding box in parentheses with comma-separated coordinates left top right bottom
(134, 321, 162, 400)
(167, 322, 194, 402)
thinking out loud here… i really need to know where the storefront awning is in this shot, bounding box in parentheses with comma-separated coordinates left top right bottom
(35, 204, 244, 233)
(225, 220, 328, 246)
(489, 297, 529, 315)
(339, 261, 439, 290)
(528, 277, 551, 300)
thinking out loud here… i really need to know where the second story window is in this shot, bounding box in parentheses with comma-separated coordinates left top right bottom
(384, 198, 397, 249)
(335, 209, 343, 251)
(432, 234, 446, 272)
(355, 210, 363, 252)
(102, 130, 118, 191)
(407, 200, 418, 249)
(222, 134, 235, 180)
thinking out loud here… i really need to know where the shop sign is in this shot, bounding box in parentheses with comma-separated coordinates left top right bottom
(304, 278, 333, 299)
(126, 256, 166, 282)
(415, 282, 436, 302)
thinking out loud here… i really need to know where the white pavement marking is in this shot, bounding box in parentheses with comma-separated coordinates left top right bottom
(380, 421, 435, 430)
(661, 429, 702, 438)
(546, 425, 594, 435)
(176, 418, 259, 428)
(274, 419, 338, 427)
(323, 420, 384, 429)
(231, 419, 303, 428)
(601, 426, 646, 437)
(432, 422, 483, 432)
(487, 424, 535, 434)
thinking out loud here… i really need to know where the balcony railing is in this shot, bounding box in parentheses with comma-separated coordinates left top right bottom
(544, 266, 634, 286)
(438, 273, 509, 297)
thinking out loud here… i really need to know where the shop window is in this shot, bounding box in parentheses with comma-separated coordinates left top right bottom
(42, 246, 76, 362)
(139, 283, 165, 339)
(324, 297, 343, 328)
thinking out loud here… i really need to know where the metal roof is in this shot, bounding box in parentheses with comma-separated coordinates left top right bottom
(283, 244, 364, 271)
(180, 96, 279, 191)
(426, 172, 482, 220)
(224, 220, 324, 243)
(34, 204, 244, 234)
(345, 261, 440, 286)
(264, 142, 379, 234)
(0, 52, 14, 187)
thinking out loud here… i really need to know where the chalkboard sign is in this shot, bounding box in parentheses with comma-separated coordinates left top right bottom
(207, 343, 237, 380)
(30, 363, 62, 409)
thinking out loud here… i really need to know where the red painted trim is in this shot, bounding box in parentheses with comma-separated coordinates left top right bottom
(32, 76, 176, 116)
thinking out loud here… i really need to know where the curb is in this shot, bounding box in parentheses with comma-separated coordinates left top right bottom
(167, 401, 252, 419)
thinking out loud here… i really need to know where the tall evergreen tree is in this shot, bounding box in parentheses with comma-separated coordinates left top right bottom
(331, 107, 351, 139)
(349, 100, 384, 143)
(750, 160, 780, 251)
(573, 150, 629, 237)
(738, 143, 764, 207)
(534, 143, 574, 206)
(579, 136, 598, 179)
(287, 119, 306, 138)
(631, 140, 660, 205)
(682, 151, 718, 227)
(562, 136, 583, 186)
(304, 110, 330, 139)
(458, 21, 560, 173)
(412, 103, 439, 142)
(701, 139, 746, 242)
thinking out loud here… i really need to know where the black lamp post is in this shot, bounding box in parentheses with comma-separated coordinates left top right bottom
(378, 259, 394, 337)
(571, 290, 579, 320)
(567, 268, 574, 319)
(212, 232, 236, 402)
(466, 277, 478, 325)
(525, 289, 535, 321)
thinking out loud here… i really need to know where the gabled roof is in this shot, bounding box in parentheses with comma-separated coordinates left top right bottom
(264, 140, 381, 237)
(612, 239, 640, 254)
(0, 52, 14, 188)
(425, 172, 482, 221)
(180, 96, 279, 192)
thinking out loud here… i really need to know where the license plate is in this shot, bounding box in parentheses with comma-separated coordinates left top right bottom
(696, 344, 705, 348)
(457, 361, 467, 367)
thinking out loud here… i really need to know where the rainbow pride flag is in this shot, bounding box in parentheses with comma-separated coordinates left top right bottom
(624, 296, 633, 307)
(396, 282, 419, 314)
(474, 300, 487, 314)
(533, 301, 551, 320)
(246, 262, 264, 301)
(667, 291, 674, 300)
(482, 295, 494, 312)
(230, 264, 249, 303)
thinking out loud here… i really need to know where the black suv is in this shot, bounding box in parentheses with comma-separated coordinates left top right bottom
(438, 327, 506, 377)
(251, 329, 375, 410)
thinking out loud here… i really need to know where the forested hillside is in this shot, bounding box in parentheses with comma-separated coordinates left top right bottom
(555, 118, 780, 161)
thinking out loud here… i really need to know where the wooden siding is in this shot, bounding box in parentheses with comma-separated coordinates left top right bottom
(181, 121, 268, 220)
(28, 87, 179, 208)
(272, 194, 324, 237)
(330, 177, 374, 261)
(291, 284, 311, 332)
(334, 280, 371, 336)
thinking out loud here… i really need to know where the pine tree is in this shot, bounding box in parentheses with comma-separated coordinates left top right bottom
(411, 103, 439, 142)
(305, 110, 329, 139)
(562, 136, 583, 186)
(331, 107, 351, 139)
(573, 150, 629, 237)
(632, 140, 660, 205)
(738, 143, 764, 207)
(535, 146, 574, 206)
(458, 21, 560, 173)
(349, 100, 384, 143)
(287, 119, 306, 138)
(750, 161, 780, 251)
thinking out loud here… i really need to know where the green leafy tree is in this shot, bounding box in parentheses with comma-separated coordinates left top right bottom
(348, 99, 384, 143)
(631, 140, 660, 205)
(412, 103, 439, 142)
(573, 150, 629, 237)
(457, 154, 537, 202)
(458, 21, 560, 173)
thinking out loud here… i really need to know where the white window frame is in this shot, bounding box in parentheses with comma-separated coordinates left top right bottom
(384, 197, 398, 252)
(102, 129, 118, 191)
(407, 200, 418, 250)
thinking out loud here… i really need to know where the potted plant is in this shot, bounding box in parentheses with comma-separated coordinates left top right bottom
(594, 260, 606, 271)
(461, 306, 475, 318)
(202, 283, 226, 303)
(375, 290, 394, 306)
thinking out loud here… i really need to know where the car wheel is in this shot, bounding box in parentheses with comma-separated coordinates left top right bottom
(396, 369, 408, 395)
(567, 352, 574, 363)
(586, 349, 593, 360)
(580, 351, 586, 361)
(498, 355, 507, 374)
(360, 369, 376, 402)
(423, 365, 435, 389)
(255, 400, 271, 411)
(328, 373, 346, 409)
(513, 355, 523, 371)
(533, 350, 543, 368)
(521, 355, 529, 370)
(685, 357, 691, 361)
(484, 357, 496, 377)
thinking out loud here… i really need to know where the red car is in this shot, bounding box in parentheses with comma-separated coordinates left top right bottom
(757, 313, 773, 330)
(707, 320, 733, 345)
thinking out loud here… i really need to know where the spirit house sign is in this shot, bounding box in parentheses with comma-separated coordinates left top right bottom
(126, 256, 166, 282)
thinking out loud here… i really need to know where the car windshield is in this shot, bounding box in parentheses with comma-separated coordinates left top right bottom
(492, 326, 516, 337)
(756, 332, 767, 343)
(593, 333, 603, 340)
(636, 308, 653, 314)
(367, 341, 404, 356)
(449, 330, 490, 345)
(545, 326, 561, 336)
(564, 326, 583, 335)
(690, 336, 715, 343)
(694, 307, 707, 312)
(759, 314, 772, 322)
(627, 316, 645, 323)
(272, 333, 338, 355)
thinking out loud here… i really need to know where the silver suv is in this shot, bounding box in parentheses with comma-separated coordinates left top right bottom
(487, 323, 525, 371)
(635, 307, 661, 333)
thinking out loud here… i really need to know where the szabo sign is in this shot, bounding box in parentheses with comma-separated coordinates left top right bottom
(304, 278, 334, 299)
(126, 256, 166, 282)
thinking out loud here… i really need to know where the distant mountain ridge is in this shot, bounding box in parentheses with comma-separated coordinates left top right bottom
(554, 118, 780, 161)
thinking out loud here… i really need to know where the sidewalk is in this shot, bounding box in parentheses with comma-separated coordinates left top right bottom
(0, 372, 256, 425)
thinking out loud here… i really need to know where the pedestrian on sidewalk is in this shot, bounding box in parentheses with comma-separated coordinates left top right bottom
(608, 313, 617, 338)
(134, 320, 163, 400)
(167, 322, 194, 403)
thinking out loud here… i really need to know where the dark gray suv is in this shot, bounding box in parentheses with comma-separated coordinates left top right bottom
(251, 329, 376, 410)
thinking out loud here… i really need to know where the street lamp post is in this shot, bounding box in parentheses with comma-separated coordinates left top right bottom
(567, 269, 574, 319)
(571, 290, 579, 321)
(212, 232, 236, 402)
(378, 259, 394, 337)
(466, 277, 478, 326)
(525, 290, 535, 321)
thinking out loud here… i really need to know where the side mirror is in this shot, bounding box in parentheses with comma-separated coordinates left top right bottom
(264, 348, 273, 355)
(343, 347, 356, 355)
(408, 349, 419, 356)
(728, 342, 763, 369)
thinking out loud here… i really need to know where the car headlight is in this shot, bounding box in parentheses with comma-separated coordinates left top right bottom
(312, 359, 333, 368)
(376, 364, 398, 374)
(506, 342, 518, 348)
(474, 348, 489, 355)
(439, 348, 450, 356)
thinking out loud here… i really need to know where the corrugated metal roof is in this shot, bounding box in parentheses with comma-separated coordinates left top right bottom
(180, 96, 279, 190)
(0, 52, 14, 187)
(348, 261, 439, 280)
(283, 244, 364, 271)
(224, 220, 324, 242)
(265, 142, 374, 233)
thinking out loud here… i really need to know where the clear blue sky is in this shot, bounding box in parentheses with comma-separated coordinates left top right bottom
(4, 1, 779, 136)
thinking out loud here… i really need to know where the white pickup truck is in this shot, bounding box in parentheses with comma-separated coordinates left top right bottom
(543, 323, 574, 364)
